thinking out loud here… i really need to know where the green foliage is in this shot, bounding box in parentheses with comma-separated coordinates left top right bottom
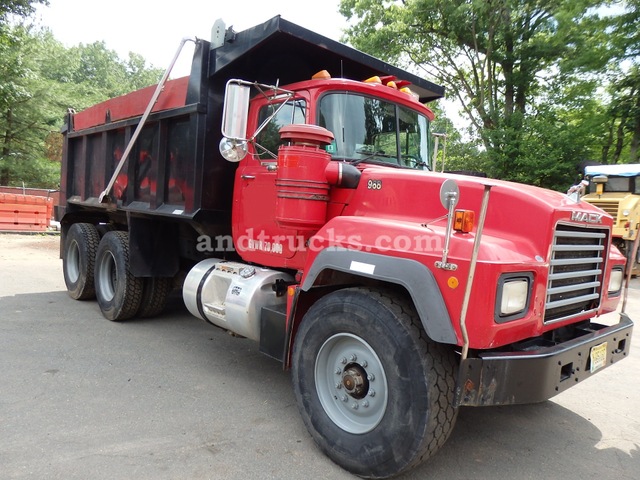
(0, 0, 47, 22)
(0, 22, 163, 188)
(429, 102, 488, 174)
(0, 155, 59, 188)
(610, 0, 640, 60)
(340, 0, 638, 190)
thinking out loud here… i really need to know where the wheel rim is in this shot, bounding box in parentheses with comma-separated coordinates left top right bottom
(97, 251, 117, 302)
(315, 333, 388, 434)
(66, 240, 80, 283)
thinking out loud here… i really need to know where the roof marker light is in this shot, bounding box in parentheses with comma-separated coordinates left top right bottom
(312, 70, 331, 79)
(364, 76, 382, 84)
(400, 87, 420, 101)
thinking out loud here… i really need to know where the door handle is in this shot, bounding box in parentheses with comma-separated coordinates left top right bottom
(241, 175, 256, 180)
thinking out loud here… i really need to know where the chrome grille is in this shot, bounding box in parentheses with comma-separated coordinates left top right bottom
(545, 225, 606, 323)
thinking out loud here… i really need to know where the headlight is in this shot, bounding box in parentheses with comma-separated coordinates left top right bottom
(495, 273, 533, 323)
(608, 268, 624, 295)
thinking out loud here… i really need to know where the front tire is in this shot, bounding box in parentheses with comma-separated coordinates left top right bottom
(94, 231, 143, 321)
(291, 287, 458, 479)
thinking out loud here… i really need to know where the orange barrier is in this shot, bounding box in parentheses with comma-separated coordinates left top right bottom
(0, 193, 53, 232)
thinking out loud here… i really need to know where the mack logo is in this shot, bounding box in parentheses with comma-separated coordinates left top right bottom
(571, 211, 603, 224)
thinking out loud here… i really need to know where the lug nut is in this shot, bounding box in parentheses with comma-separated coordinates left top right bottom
(362, 400, 369, 408)
(361, 360, 368, 368)
(336, 382, 342, 389)
(349, 354, 357, 362)
(369, 389, 376, 397)
(351, 403, 359, 410)
(341, 357, 347, 365)
(367, 373, 375, 381)
(341, 395, 348, 402)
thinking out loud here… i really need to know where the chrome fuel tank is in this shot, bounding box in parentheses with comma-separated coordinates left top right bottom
(183, 259, 294, 341)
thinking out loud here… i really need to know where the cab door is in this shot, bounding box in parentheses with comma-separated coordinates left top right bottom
(232, 95, 309, 266)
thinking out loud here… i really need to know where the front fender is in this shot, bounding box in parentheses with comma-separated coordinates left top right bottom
(300, 247, 458, 345)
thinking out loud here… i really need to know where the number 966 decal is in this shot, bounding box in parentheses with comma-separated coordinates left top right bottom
(367, 179, 382, 190)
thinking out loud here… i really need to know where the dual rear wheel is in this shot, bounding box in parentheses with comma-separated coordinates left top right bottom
(63, 223, 172, 320)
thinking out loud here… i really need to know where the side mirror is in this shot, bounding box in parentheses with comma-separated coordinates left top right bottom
(219, 81, 251, 162)
(435, 179, 460, 271)
(221, 80, 251, 141)
(219, 79, 294, 163)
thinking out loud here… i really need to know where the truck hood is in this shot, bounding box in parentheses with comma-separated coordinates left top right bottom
(340, 167, 613, 262)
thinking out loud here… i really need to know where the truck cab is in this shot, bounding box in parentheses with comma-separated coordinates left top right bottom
(231, 75, 434, 270)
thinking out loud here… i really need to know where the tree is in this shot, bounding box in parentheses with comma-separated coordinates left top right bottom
(604, 0, 640, 163)
(339, 0, 615, 187)
(0, 24, 163, 187)
(429, 102, 487, 174)
(0, 0, 47, 22)
(0, 25, 51, 186)
(600, 67, 639, 164)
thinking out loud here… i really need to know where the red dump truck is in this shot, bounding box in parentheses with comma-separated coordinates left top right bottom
(56, 16, 633, 479)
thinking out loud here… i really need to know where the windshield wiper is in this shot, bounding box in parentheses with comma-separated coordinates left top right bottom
(349, 151, 397, 166)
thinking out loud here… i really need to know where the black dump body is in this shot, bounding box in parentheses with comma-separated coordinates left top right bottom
(57, 16, 444, 274)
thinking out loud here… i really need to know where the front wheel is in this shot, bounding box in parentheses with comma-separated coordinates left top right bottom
(291, 287, 458, 479)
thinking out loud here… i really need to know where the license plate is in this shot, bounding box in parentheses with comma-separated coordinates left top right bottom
(590, 342, 608, 373)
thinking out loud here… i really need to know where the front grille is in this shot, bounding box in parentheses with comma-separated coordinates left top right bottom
(545, 224, 607, 323)
(586, 200, 618, 223)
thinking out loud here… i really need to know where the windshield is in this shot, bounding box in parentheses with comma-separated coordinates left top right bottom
(588, 176, 639, 194)
(318, 92, 430, 169)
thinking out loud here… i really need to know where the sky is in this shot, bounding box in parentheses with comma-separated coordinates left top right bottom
(31, 0, 462, 126)
(33, 0, 350, 78)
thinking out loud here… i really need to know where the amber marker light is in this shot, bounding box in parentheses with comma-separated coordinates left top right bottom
(453, 210, 475, 233)
(312, 70, 331, 79)
(447, 277, 459, 289)
(400, 87, 420, 101)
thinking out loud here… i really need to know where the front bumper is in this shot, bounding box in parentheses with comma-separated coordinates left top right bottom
(455, 313, 634, 406)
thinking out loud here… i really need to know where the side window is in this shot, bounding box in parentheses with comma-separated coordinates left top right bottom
(255, 99, 306, 159)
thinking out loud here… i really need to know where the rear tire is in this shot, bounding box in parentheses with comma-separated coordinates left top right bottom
(138, 277, 173, 318)
(291, 287, 458, 479)
(63, 223, 100, 300)
(94, 231, 143, 321)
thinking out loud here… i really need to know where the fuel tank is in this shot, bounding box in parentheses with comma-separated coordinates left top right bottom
(182, 259, 294, 341)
